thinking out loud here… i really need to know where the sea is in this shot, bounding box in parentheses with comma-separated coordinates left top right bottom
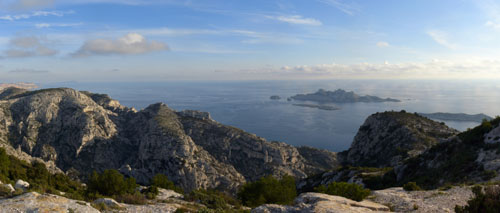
(42, 80, 500, 152)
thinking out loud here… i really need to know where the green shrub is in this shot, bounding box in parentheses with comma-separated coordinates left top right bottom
(0, 148, 10, 180)
(238, 175, 297, 207)
(403, 182, 422, 191)
(150, 174, 183, 193)
(143, 186, 159, 199)
(314, 182, 370, 202)
(455, 185, 500, 213)
(186, 189, 241, 210)
(87, 169, 137, 196)
(115, 191, 147, 205)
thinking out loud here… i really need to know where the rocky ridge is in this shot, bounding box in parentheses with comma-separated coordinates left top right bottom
(0, 87, 339, 192)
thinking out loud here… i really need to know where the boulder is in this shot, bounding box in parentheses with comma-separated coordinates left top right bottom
(93, 198, 122, 208)
(15, 179, 29, 191)
(253, 192, 390, 213)
(4, 184, 15, 193)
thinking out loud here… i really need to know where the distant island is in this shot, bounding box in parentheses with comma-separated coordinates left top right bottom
(418, 112, 493, 123)
(293, 103, 340, 111)
(270, 95, 281, 100)
(290, 89, 400, 103)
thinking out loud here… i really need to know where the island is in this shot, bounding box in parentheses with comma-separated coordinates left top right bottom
(293, 103, 340, 111)
(0, 82, 38, 91)
(418, 112, 493, 123)
(290, 89, 400, 103)
(270, 95, 281, 100)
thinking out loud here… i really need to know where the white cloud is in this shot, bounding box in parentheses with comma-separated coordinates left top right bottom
(426, 30, 457, 49)
(72, 33, 169, 57)
(316, 0, 359, 16)
(267, 15, 322, 26)
(227, 59, 500, 79)
(35, 22, 83, 28)
(0, 10, 72, 21)
(2, 35, 58, 58)
(376, 41, 389, 47)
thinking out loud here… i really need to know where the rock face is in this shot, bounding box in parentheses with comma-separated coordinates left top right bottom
(291, 89, 400, 103)
(0, 87, 339, 192)
(344, 111, 458, 167)
(252, 192, 390, 213)
(0, 192, 99, 213)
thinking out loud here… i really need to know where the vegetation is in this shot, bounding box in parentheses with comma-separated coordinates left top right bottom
(313, 182, 371, 202)
(403, 182, 422, 191)
(237, 175, 297, 207)
(87, 169, 137, 197)
(455, 185, 500, 213)
(150, 174, 183, 193)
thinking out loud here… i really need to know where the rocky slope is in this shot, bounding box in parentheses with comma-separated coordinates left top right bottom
(343, 111, 458, 167)
(0, 87, 339, 192)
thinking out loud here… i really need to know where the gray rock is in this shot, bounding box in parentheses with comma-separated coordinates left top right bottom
(0, 192, 99, 212)
(253, 192, 390, 213)
(93, 198, 122, 208)
(157, 188, 184, 200)
(3, 184, 15, 193)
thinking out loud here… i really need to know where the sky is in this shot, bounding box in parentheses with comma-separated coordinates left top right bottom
(1, 0, 500, 82)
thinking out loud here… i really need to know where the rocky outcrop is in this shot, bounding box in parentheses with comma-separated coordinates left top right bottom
(344, 111, 458, 167)
(252, 192, 390, 212)
(371, 187, 473, 212)
(0, 87, 338, 192)
(0, 192, 99, 213)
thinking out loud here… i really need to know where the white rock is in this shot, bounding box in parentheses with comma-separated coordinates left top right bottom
(14, 179, 29, 191)
(3, 184, 15, 193)
(157, 188, 184, 200)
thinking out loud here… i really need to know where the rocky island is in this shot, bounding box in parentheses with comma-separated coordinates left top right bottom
(0, 88, 500, 212)
(291, 89, 400, 103)
(269, 95, 281, 100)
(418, 112, 493, 123)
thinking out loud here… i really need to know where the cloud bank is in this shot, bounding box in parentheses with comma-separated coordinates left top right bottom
(2, 36, 58, 58)
(267, 15, 322, 26)
(72, 33, 169, 57)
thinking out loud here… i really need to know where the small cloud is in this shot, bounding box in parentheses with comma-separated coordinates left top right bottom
(72, 33, 169, 57)
(316, 0, 359, 16)
(268, 15, 322, 26)
(376, 41, 389, 47)
(9, 68, 50, 74)
(35, 22, 83, 28)
(426, 30, 457, 50)
(2, 35, 58, 58)
(0, 10, 72, 21)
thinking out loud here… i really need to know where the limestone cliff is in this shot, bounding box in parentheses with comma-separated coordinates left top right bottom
(0, 87, 339, 192)
(344, 111, 458, 167)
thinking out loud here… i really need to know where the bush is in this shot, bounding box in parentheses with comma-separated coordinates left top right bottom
(238, 175, 297, 207)
(150, 174, 183, 193)
(87, 169, 136, 196)
(455, 185, 500, 213)
(403, 182, 422, 191)
(314, 182, 370, 202)
(115, 191, 147, 205)
(0, 148, 10, 180)
(143, 186, 159, 199)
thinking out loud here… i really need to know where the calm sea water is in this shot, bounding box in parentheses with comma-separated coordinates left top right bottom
(42, 80, 500, 152)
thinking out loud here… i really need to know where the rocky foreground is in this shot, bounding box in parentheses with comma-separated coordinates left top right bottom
(0, 186, 475, 212)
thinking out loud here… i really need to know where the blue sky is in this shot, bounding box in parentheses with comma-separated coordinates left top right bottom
(1, 0, 500, 82)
